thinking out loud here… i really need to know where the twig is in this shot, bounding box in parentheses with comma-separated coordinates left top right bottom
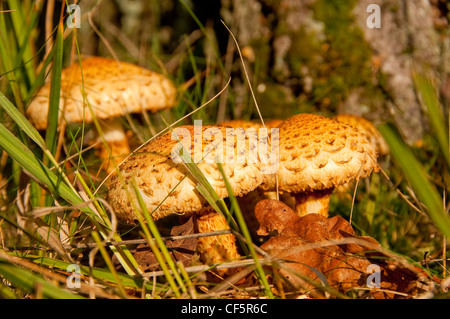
(141, 258, 264, 278)
(220, 20, 265, 128)
(4, 229, 233, 251)
(0, 250, 121, 299)
(67, 229, 232, 250)
(87, 0, 119, 62)
(373, 155, 426, 216)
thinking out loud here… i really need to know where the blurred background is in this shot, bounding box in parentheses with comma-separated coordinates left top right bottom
(24, 0, 450, 144)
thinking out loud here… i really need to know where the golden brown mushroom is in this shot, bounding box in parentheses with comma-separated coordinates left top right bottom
(107, 124, 266, 272)
(260, 113, 379, 217)
(219, 119, 264, 130)
(333, 114, 388, 199)
(219, 118, 283, 130)
(265, 118, 284, 129)
(333, 114, 389, 156)
(218, 119, 287, 238)
(27, 56, 177, 173)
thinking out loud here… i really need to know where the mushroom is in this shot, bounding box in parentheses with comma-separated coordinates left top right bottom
(218, 119, 287, 238)
(219, 118, 283, 130)
(219, 119, 264, 130)
(265, 118, 284, 129)
(26, 56, 177, 173)
(333, 114, 389, 156)
(332, 114, 388, 199)
(195, 207, 241, 267)
(260, 113, 379, 217)
(107, 124, 265, 272)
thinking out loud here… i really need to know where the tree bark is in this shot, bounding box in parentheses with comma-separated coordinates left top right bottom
(75, 0, 450, 143)
(221, 0, 450, 143)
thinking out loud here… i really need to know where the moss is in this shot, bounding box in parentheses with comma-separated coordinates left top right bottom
(281, 27, 324, 80)
(280, 0, 386, 113)
(313, 0, 374, 108)
(249, 37, 273, 82)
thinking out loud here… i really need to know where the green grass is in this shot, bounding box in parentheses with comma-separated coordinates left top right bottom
(0, 0, 448, 299)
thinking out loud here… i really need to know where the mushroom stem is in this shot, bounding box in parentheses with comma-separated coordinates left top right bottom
(94, 118, 131, 174)
(195, 207, 241, 275)
(293, 188, 334, 217)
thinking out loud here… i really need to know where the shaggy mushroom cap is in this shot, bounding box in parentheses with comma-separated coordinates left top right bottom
(107, 125, 265, 223)
(265, 119, 284, 128)
(333, 114, 389, 156)
(26, 56, 177, 129)
(220, 119, 287, 235)
(219, 119, 264, 130)
(219, 119, 284, 230)
(27, 56, 177, 173)
(219, 118, 278, 164)
(220, 119, 283, 130)
(107, 124, 266, 271)
(261, 113, 379, 216)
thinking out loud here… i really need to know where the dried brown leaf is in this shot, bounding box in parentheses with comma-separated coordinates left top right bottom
(133, 216, 198, 271)
(254, 199, 434, 298)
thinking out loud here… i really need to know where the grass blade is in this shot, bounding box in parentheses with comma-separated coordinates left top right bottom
(74, 171, 142, 276)
(130, 179, 183, 297)
(45, 20, 64, 156)
(91, 231, 129, 297)
(178, 0, 225, 76)
(217, 162, 273, 298)
(0, 90, 46, 149)
(6, 0, 38, 85)
(11, 253, 157, 292)
(0, 258, 83, 299)
(0, 5, 24, 112)
(379, 123, 450, 238)
(32, 255, 154, 289)
(0, 121, 102, 225)
(412, 71, 450, 170)
(165, 121, 240, 232)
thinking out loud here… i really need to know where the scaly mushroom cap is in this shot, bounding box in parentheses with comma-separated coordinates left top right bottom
(261, 113, 379, 193)
(333, 114, 389, 156)
(219, 119, 264, 130)
(107, 125, 265, 223)
(265, 119, 284, 128)
(220, 119, 283, 130)
(220, 119, 286, 229)
(218, 119, 277, 161)
(26, 56, 177, 129)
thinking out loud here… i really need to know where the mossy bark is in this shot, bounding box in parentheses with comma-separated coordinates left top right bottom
(221, 0, 450, 144)
(74, 0, 450, 143)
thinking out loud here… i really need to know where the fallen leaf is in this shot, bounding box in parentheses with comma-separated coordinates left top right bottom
(254, 198, 298, 237)
(254, 199, 435, 298)
(167, 216, 197, 267)
(133, 243, 160, 272)
(133, 216, 198, 271)
(260, 233, 371, 293)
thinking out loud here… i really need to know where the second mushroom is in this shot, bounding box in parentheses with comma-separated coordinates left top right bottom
(26, 56, 177, 174)
(260, 113, 380, 217)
